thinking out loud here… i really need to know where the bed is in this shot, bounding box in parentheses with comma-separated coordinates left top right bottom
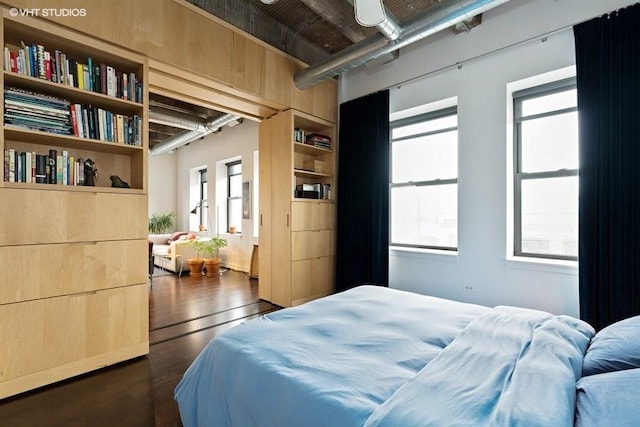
(174, 285, 640, 427)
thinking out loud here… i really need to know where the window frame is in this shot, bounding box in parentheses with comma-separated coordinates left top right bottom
(513, 77, 578, 261)
(226, 160, 242, 233)
(390, 106, 458, 251)
(198, 168, 207, 227)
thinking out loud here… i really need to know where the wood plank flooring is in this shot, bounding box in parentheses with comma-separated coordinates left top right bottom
(0, 269, 279, 426)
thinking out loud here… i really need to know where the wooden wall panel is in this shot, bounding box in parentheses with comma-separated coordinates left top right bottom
(4, 0, 337, 121)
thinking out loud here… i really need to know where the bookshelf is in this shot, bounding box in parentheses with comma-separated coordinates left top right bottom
(0, 9, 149, 399)
(259, 109, 336, 307)
(1, 15, 146, 191)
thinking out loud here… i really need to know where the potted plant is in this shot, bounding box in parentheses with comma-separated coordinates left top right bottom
(201, 237, 228, 277)
(185, 237, 227, 277)
(148, 212, 175, 234)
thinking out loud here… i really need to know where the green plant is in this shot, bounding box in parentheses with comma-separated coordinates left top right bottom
(186, 237, 228, 259)
(148, 212, 175, 234)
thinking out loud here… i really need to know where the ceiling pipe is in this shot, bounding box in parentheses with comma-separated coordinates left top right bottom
(150, 113, 241, 155)
(149, 107, 206, 131)
(294, 0, 510, 90)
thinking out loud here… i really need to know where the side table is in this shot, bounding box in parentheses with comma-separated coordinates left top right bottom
(152, 249, 183, 277)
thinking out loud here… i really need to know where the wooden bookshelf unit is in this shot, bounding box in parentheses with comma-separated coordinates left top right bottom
(0, 9, 149, 399)
(259, 109, 336, 307)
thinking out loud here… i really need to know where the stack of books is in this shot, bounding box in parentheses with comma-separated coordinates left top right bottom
(4, 86, 71, 135)
(305, 133, 331, 150)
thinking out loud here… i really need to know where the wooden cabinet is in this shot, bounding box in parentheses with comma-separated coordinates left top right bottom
(259, 109, 336, 307)
(0, 10, 148, 399)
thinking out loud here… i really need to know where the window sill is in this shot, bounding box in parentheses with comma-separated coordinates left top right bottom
(220, 233, 242, 240)
(505, 256, 577, 275)
(390, 245, 458, 262)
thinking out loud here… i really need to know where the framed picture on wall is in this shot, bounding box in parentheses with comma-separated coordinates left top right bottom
(242, 181, 251, 219)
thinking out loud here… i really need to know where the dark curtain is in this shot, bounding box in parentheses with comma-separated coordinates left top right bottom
(335, 90, 390, 292)
(574, 3, 640, 331)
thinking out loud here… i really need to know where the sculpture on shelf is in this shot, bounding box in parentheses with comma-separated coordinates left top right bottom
(84, 158, 97, 186)
(110, 175, 130, 188)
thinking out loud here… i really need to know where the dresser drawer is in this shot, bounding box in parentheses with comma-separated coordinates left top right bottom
(0, 189, 148, 245)
(0, 284, 149, 385)
(0, 239, 147, 305)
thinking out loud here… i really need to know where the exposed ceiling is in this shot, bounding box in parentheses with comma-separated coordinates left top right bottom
(149, 94, 224, 148)
(186, 0, 447, 66)
(150, 0, 494, 152)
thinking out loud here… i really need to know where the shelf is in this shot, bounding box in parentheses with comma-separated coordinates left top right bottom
(293, 197, 335, 203)
(1, 181, 145, 194)
(4, 127, 143, 155)
(293, 168, 333, 179)
(4, 72, 143, 115)
(293, 141, 332, 155)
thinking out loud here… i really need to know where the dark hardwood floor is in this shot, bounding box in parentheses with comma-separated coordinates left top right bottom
(0, 269, 279, 427)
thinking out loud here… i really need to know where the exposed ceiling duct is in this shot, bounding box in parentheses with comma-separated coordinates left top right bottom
(294, 0, 510, 90)
(150, 113, 241, 155)
(150, 107, 207, 131)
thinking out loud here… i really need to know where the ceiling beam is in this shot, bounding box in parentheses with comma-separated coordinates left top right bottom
(299, 0, 371, 43)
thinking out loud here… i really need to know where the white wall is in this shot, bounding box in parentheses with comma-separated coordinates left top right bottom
(340, 0, 636, 317)
(151, 120, 259, 272)
(148, 151, 178, 231)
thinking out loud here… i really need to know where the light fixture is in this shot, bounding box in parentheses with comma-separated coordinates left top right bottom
(190, 200, 210, 232)
(354, 0, 386, 27)
(260, 0, 278, 4)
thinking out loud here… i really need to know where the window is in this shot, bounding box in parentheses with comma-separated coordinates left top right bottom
(227, 160, 242, 233)
(199, 168, 207, 228)
(513, 78, 577, 260)
(390, 107, 458, 250)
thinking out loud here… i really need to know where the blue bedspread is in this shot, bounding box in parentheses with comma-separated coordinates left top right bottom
(364, 306, 595, 427)
(174, 286, 489, 427)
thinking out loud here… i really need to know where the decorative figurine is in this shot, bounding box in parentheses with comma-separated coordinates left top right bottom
(84, 158, 97, 186)
(110, 175, 130, 188)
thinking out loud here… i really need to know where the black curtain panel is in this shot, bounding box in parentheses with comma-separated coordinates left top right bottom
(335, 90, 390, 292)
(574, 3, 640, 331)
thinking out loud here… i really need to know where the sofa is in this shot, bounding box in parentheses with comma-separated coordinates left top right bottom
(148, 232, 203, 274)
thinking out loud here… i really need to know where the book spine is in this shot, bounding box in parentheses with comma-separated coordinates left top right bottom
(56, 154, 63, 184)
(36, 44, 46, 79)
(86, 57, 93, 92)
(62, 150, 68, 186)
(35, 154, 47, 183)
(76, 62, 84, 90)
(48, 149, 57, 184)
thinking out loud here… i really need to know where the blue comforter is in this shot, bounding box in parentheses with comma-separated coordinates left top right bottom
(364, 306, 594, 426)
(174, 286, 594, 427)
(175, 286, 488, 426)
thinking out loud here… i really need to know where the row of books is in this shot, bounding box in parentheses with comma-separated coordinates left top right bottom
(293, 128, 332, 150)
(4, 86, 142, 145)
(69, 104, 142, 146)
(3, 43, 142, 103)
(4, 148, 87, 186)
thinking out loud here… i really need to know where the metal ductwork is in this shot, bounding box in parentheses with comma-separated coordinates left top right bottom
(150, 113, 241, 155)
(375, 13, 402, 41)
(149, 108, 206, 131)
(294, 0, 510, 90)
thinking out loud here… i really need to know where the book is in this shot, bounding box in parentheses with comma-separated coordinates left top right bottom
(48, 149, 57, 184)
(35, 154, 47, 183)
